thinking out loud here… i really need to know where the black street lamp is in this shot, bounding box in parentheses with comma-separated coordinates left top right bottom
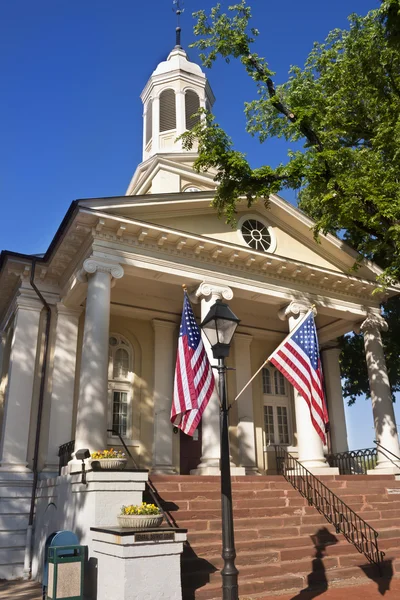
(201, 299, 240, 600)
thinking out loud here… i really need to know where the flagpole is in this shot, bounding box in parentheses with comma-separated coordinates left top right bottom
(231, 309, 313, 407)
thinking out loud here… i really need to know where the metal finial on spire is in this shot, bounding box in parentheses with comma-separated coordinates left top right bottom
(172, 0, 184, 48)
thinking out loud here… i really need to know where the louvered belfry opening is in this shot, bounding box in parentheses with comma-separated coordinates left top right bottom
(185, 90, 200, 130)
(145, 99, 153, 144)
(160, 89, 176, 132)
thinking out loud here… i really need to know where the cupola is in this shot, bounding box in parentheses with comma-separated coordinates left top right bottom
(140, 45, 215, 161)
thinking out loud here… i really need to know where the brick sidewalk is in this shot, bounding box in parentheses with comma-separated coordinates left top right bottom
(1, 579, 400, 599)
(0, 580, 42, 599)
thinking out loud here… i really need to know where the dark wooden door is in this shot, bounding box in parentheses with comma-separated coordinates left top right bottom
(179, 423, 202, 474)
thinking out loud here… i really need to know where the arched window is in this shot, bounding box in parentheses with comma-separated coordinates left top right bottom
(262, 366, 290, 445)
(108, 334, 133, 439)
(185, 90, 200, 130)
(145, 99, 153, 144)
(160, 89, 176, 132)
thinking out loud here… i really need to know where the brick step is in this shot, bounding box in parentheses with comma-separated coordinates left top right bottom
(159, 489, 301, 501)
(154, 481, 294, 493)
(183, 537, 371, 570)
(162, 496, 308, 511)
(173, 505, 383, 524)
(182, 557, 400, 599)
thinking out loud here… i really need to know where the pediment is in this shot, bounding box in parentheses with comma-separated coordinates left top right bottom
(79, 190, 384, 284)
(125, 153, 217, 196)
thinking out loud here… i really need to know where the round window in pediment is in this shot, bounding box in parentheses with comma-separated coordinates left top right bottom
(240, 218, 272, 252)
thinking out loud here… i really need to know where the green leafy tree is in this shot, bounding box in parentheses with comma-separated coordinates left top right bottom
(181, 0, 400, 403)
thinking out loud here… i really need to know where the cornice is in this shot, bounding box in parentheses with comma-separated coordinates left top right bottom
(81, 209, 391, 303)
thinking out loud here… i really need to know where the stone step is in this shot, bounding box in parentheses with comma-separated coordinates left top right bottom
(0, 515, 29, 530)
(0, 498, 30, 514)
(0, 531, 26, 548)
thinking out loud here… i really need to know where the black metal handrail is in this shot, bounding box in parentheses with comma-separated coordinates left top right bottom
(275, 445, 384, 570)
(374, 440, 400, 473)
(106, 429, 178, 529)
(58, 434, 177, 529)
(58, 440, 75, 475)
(325, 447, 377, 475)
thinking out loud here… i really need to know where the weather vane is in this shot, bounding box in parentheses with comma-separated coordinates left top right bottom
(172, 0, 184, 48)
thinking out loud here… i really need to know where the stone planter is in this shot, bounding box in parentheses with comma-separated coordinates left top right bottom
(117, 514, 163, 529)
(97, 458, 127, 470)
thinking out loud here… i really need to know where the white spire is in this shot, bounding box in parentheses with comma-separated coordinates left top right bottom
(140, 47, 215, 161)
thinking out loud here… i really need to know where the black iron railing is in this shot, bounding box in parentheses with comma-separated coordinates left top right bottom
(275, 445, 384, 570)
(58, 434, 177, 529)
(374, 440, 400, 473)
(325, 448, 377, 475)
(58, 440, 75, 475)
(106, 429, 178, 528)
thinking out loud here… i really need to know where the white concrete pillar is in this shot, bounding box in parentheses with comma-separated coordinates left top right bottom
(190, 283, 244, 476)
(152, 319, 177, 474)
(74, 259, 124, 454)
(360, 313, 400, 473)
(321, 343, 349, 453)
(45, 303, 83, 472)
(0, 291, 43, 471)
(234, 333, 258, 473)
(175, 91, 186, 140)
(279, 301, 337, 475)
(152, 95, 160, 154)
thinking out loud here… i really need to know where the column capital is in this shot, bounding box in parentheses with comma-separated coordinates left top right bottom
(82, 258, 124, 281)
(152, 319, 177, 331)
(360, 312, 388, 334)
(14, 290, 43, 313)
(278, 300, 316, 321)
(234, 332, 253, 347)
(192, 281, 233, 303)
(56, 302, 84, 319)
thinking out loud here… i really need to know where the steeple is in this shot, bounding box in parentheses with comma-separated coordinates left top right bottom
(140, 20, 215, 161)
(173, 0, 183, 49)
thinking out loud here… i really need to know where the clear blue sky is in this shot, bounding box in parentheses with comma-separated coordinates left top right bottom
(2, 0, 395, 448)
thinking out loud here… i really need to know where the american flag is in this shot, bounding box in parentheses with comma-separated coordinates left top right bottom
(268, 311, 329, 443)
(170, 292, 216, 436)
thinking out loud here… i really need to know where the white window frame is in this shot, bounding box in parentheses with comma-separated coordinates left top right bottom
(262, 366, 292, 449)
(107, 334, 135, 446)
(237, 213, 277, 254)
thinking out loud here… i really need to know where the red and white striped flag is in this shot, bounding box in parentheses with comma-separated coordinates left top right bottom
(170, 292, 216, 436)
(268, 311, 329, 442)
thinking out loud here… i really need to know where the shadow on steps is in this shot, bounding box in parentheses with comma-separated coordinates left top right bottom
(181, 543, 218, 600)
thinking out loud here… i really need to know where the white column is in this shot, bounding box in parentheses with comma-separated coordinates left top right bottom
(321, 343, 349, 453)
(45, 303, 83, 472)
(152, 319, 176, 474)
(0, 292, 42, 471)
(152, 95, 160, 155)
(360, 313, 400, 473)
(175, 90, 186, 141)
(234, 333, 258, 473)
(74, 259, 124, 455)
(191, 282, 244, 476)
(279, 301, 338, 475)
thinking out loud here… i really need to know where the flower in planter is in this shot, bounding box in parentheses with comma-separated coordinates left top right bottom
(120, 503, 161, 516)
(91, 448, 126, 459)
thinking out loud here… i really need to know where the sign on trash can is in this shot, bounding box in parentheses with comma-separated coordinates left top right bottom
(46, 545, 85, 600)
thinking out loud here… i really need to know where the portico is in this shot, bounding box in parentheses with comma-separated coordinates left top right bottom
(0, 27, 399, 586)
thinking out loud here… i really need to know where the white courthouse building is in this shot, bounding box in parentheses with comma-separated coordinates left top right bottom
(0, 41, 399, 580)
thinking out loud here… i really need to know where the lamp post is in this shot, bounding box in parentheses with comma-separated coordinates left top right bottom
(201, 299, 240, 600)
